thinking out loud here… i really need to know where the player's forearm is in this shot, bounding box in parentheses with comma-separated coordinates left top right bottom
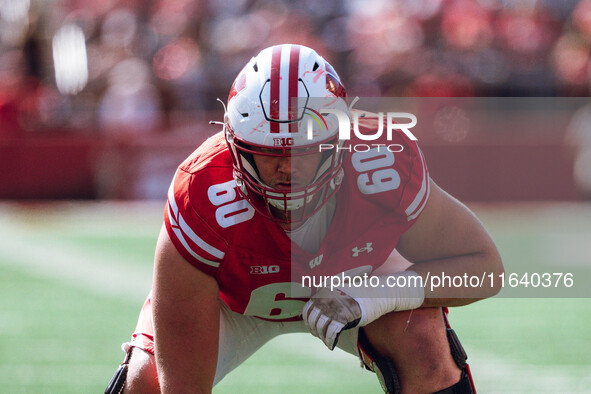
(153, 295, 219, 393)
(157, 361, 214, 394)
(410, 248, 504, 307)
(157, 369, 213, 394)
(335, 249, 502, 325)
(154, 327, 217, 393)
(301, 246, 503, 350)
(152, 225, 220, 393)
(152, 277, 220, 393)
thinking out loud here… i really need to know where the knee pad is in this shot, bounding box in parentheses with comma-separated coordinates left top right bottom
(443, 308, 476, 393)
(433, 369, 474, 394)
(357, 314, 476, 394)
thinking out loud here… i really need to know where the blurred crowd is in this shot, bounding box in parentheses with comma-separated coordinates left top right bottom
(1, 0, 591, 137)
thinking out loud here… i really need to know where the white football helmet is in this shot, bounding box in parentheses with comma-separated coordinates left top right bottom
(224, 44, 348, 223)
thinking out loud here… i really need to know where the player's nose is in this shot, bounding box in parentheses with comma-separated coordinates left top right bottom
(277, 156, 292, 174)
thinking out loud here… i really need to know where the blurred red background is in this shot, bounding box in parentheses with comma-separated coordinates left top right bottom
(0, 0, 589, 201)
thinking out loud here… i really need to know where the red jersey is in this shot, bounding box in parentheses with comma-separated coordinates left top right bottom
(164, 116, 429, 322)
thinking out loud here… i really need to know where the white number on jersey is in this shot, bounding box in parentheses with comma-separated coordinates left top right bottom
(207, 180, 255, 228)
(243, 282, 311, 320)
(351, 148, 401, 195)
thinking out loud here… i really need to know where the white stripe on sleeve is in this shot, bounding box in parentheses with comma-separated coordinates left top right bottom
(405, 145, 430, 220)
(167, 174, 225, 266)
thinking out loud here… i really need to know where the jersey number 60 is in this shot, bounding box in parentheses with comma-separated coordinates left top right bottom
(208, 180, 255, 228)
(351, 148, 400, 195)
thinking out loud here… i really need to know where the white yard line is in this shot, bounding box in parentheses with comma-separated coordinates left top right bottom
(0, 208, 154, 303)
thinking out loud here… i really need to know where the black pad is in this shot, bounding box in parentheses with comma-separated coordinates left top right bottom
(433, 370, 474, 394)
(104, 363, 128, 394)
(446, 328, 468, 369)
(357, 323, 474, 394)
(357, 328, 401, 394)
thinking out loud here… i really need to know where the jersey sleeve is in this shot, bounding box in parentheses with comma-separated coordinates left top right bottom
(164, 168, 227, 276)
(348, 112, 431, 228)
(398, 140, 430, 224)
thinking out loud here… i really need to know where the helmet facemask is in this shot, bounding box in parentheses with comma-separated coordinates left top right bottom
(225, 123, 347, 223)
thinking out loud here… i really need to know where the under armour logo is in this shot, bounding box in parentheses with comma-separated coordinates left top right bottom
(309, 254, 324, 269)
(352, 243, 373, 257)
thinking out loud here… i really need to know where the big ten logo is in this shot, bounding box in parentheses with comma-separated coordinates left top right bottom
(207, 180, 255, 228)
(273, 137, 295, 147)
(250, 265, 280, 274)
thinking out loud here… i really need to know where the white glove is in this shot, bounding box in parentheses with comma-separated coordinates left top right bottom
(302, 288, 362, 350)
(302, 271, 425, 350)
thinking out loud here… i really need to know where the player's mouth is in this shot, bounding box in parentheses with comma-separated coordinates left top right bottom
(274, 182, 294, 191)
(273, 177, 310, 190)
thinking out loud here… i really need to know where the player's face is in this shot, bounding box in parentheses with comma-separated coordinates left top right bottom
(252, 148, 323, 190)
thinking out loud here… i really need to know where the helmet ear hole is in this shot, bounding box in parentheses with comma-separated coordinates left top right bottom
(312, 62, 319, 71)
(253, 62, 258, 72)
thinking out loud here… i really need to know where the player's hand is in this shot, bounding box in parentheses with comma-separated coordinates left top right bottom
(301, 288, 362, 350)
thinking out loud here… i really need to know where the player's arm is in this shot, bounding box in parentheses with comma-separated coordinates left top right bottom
(396, 178, 504, 305)
(152, 224, 220, 393)
(303, 179, 503, 350)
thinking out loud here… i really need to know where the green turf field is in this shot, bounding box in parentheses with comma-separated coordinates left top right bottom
(0, 201, 590, 393)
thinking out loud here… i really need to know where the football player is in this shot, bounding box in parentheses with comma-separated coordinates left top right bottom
(106, 44, 503, 394)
